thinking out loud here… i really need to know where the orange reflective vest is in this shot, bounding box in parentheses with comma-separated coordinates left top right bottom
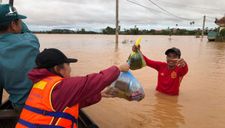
(16, 75, 79, 128)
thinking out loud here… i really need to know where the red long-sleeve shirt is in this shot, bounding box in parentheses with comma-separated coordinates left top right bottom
(143, 55, 188, 95)
(28, 66, 120, 112)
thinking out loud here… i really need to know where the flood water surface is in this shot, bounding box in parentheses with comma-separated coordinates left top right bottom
(5, 34, 225, 128)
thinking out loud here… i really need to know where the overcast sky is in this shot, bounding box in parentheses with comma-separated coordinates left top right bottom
(1, 0, 225, 31)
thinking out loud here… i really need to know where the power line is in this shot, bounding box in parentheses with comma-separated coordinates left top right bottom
(126, 0, 211, 28)
(126, 0, 197, 21)
(126, 0, 164, 14)
(155, 0, 225, 12)
(154, 0, 225, 21)
(147, 0, 200, 21)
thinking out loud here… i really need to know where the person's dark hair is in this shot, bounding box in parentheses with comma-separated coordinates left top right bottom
(0, 22, 11, 32)
(13, 19, 20, 25)
(0, 19, 19, 32)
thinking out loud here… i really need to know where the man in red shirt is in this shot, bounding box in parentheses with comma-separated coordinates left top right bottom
(133, 46, 188, 95)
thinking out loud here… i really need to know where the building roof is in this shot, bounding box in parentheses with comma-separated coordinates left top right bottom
(215, 16, 225, 27)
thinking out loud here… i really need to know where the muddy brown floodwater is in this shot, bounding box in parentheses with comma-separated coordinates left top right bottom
(4, 34, 225, 128)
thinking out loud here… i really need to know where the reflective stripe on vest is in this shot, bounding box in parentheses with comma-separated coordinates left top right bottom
(16, 75, 79, 128)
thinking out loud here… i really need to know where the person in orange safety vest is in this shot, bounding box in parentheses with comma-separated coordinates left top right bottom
(16, 48, 129, 128)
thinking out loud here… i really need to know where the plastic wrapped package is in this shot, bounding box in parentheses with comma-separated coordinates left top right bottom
(128, 50, 146, 70)
(105, 71, 145, 101)
(127, 37, 146, 70)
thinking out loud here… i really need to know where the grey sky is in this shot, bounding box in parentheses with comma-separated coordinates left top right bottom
(2, 0, 225, 31)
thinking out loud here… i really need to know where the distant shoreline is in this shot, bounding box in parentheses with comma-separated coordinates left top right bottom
(34, 33, 202, 36)
(32, 26, 213, 36)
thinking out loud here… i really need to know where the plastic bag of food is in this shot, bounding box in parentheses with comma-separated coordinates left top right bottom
(104, 71, 145, 101)
(127, 37, 146, 70)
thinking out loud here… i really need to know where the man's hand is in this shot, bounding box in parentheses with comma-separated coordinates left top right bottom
(101, 87, 129, 99)
(132, 45, 141, 52)
(101, 90, 115, 98)
(101, 87, 120, 98)
(176, 58, 186, 67)
(118, 63, 130, 72)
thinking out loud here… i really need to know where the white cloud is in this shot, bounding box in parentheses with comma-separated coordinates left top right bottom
(2, 0, 224, 30)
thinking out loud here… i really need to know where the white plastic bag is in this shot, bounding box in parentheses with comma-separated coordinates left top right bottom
(105, 71, 145, 101)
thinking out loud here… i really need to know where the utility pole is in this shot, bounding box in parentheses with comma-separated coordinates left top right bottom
(115, 0, 119, 48)
(201, 15, 206, 39)
(9, 0, 14, 5)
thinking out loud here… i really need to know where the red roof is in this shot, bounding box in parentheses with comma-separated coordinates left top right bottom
(215, 17, 225, 27)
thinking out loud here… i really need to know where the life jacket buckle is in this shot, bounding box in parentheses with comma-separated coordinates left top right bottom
(42, 110, 47, 115)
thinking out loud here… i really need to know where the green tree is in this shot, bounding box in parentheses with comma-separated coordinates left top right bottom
(102, 26, 115, 34)
(220, 28, 225, 37)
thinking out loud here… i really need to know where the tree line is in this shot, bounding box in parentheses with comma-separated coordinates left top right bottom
(34, 26, 218, 35)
